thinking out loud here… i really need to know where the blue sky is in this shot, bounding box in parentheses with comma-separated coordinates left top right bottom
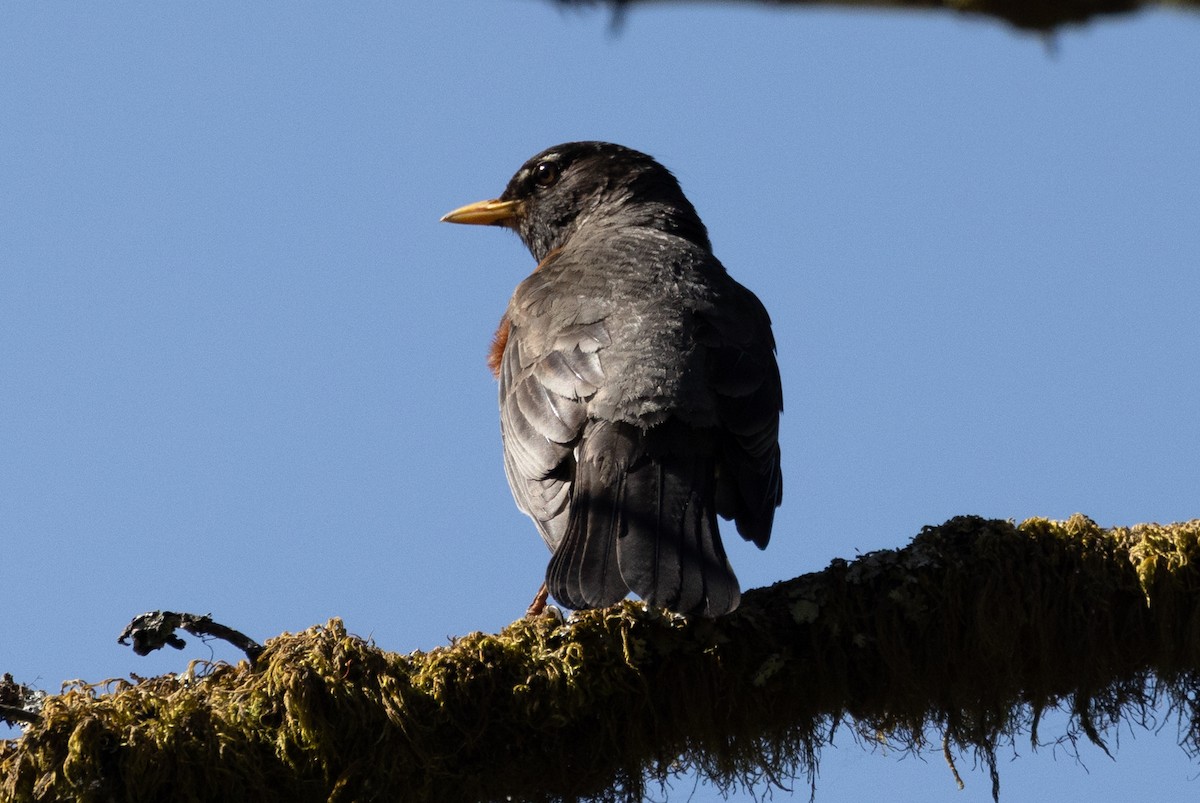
(2, 3, 1199, 800)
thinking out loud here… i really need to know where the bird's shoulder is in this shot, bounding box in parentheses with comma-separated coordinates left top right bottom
(509, 227, 721, 320)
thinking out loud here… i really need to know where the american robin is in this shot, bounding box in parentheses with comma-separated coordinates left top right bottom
(441, 142, 782, 617)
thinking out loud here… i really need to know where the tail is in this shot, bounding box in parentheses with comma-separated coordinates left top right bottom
(546, 419, 740, 617)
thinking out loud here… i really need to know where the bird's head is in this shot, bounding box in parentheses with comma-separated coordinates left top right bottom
(441, 141, 710, 263)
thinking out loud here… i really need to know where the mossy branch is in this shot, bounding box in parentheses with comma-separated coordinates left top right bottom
(553, 0, 1198, 33)
(3, 515, 1200, 802)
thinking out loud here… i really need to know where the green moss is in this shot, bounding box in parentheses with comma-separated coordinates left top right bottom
(4, 515, 1200, 802)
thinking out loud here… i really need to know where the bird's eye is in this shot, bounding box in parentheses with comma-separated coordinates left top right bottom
(532, 160, 559, 188)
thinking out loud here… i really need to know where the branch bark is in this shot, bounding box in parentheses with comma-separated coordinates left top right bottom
(117, 611, 265, 666)
(556, 0, 1199, 32)
(3, 515, 1199, 802)
(0, 675, 44, 728)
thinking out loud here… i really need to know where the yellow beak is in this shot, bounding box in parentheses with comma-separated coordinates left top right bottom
(440, 198, 523, 225)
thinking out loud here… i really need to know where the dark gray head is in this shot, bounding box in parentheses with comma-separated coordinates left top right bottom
(442, 141, 711, 263)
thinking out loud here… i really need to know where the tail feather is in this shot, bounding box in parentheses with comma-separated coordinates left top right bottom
(691, 483, 740, 616)
(546, 423, 632, 610)
(547, 419, 740, 617)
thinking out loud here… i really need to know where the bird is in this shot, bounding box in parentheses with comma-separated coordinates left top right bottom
(441, 142, 782, 618)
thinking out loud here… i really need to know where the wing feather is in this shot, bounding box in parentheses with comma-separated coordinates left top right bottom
(700, 280, 784, 549)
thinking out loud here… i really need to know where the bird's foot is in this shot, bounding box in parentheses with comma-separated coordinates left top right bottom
(524, 583, 550, 619)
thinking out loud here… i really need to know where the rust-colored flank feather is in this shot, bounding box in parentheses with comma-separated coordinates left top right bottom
(489, 248, 558, 378)
(488, 316, 510, 378)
